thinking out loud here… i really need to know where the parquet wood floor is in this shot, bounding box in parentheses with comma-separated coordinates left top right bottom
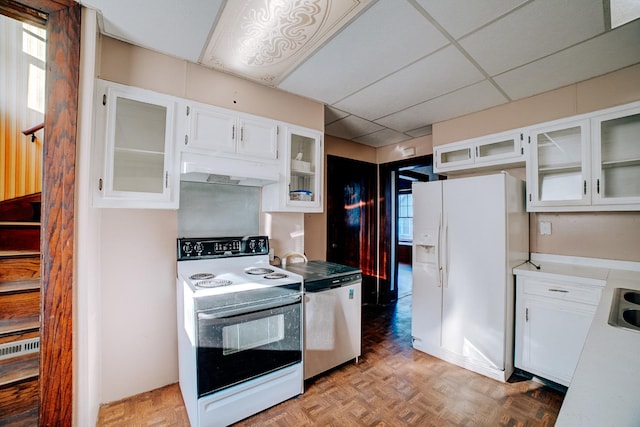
(97, 294, 564, 426)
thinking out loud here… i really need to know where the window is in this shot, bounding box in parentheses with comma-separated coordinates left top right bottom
(398, 192, 413, 243)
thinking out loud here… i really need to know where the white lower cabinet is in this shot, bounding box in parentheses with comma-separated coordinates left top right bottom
(514, 276, 601, 386)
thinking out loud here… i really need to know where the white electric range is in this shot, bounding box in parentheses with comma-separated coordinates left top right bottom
(176, 235, 303, 427)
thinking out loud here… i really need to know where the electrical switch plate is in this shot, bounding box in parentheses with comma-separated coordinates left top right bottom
(539, 221, 552, 235)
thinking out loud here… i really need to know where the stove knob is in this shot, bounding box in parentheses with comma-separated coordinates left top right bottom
(194, 242, 204, 254)
(182, 242, 193, 255)
(249, 239, 256, 252)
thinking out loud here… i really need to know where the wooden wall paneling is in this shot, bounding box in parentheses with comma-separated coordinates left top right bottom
(38, 1, 79, 425)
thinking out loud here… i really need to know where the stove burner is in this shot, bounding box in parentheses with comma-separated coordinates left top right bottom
(245, 267, 275, 275)
(195, 279, 233, 288)
(190, 273, 215, 280)
(264, 272, 288, 280)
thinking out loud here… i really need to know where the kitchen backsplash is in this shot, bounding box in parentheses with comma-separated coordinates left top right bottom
(178, 181, 260, 238)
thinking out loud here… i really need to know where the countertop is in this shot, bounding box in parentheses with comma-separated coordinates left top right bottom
(514, 254, 640, 426)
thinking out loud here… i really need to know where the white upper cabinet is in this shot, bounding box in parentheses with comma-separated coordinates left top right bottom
(434, 130, 524, 174)
(526, 101, 640, 211)
(591, 103, 640, 206)
(184, 101, 278, 160)
(92, 79, 180, 209)
(527, 118, 591, 210)
(262, 125, 323, 212)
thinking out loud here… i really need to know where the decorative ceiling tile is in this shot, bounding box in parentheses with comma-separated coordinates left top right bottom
(201, 0, 372, 86)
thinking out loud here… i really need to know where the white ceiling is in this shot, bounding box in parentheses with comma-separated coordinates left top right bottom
(79, 0, 640, 147)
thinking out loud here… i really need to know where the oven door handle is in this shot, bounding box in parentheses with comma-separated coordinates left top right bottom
(197, 294, 302, 320)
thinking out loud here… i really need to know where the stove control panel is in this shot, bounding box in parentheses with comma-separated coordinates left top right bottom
(177, 236, 269, 260)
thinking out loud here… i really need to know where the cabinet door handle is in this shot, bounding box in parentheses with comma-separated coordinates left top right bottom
(583, 180, 587, 195)
(165, 171, 169, 188)
(98, 178, 103, 191)
(548, 288, 569, 293)
(597, 178, 600, 194)
(525, 307, 529, 322)
(240, 126, 244, 142)
(232, 125, 235, 140)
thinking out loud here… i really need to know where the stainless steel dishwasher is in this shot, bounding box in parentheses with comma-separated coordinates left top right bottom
(282, 260, 362, 380)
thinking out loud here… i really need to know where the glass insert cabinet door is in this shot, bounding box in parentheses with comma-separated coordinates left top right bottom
(112, 97, 167, 193)
(288, 131, 318, 204)
(529, 119, 590, 206)
(99, 81, 177, 205)
(593, 109, 640, 203)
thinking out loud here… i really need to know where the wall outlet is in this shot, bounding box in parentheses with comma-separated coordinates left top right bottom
(539, 221, 552, 235)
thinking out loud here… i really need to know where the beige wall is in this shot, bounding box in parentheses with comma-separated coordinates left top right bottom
(531, 212, 640, 262)
(99, 37, 323, 131)
(376, 134, 433, 164)
(432, 64, 640, 262)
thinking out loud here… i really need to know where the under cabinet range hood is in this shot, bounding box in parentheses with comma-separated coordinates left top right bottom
(180, 152, 280, 187)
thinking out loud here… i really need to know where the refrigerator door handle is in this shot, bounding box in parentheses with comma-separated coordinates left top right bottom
(437, 215, 442, 287)
(444, 217, 450, 288)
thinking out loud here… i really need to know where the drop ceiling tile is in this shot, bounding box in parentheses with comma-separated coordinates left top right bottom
(334, 45, 484, 120)
(83, 0, 224, 62)
(406, 125, 433, 138)
(459, 0, 605, 76)
(325, 105, 350, 124)
(376, 80, 508, 131)
(325, 115, 385, 140)
(277, 0, 449, 104)
(354, 128, 412, 147)
(494, 19, 640, 100)
(416, 0, 528, 39)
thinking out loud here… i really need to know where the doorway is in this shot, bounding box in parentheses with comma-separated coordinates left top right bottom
(379, 156, 439, 305)
(326, 155, 377, 304)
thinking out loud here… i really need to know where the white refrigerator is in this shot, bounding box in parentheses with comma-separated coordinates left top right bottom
(411, 172, 528, 382)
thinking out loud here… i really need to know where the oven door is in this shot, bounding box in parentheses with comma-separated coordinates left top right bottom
(196, 294, 302, 397)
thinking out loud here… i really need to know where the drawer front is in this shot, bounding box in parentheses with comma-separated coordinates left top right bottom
(522, 278, 602, 306)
